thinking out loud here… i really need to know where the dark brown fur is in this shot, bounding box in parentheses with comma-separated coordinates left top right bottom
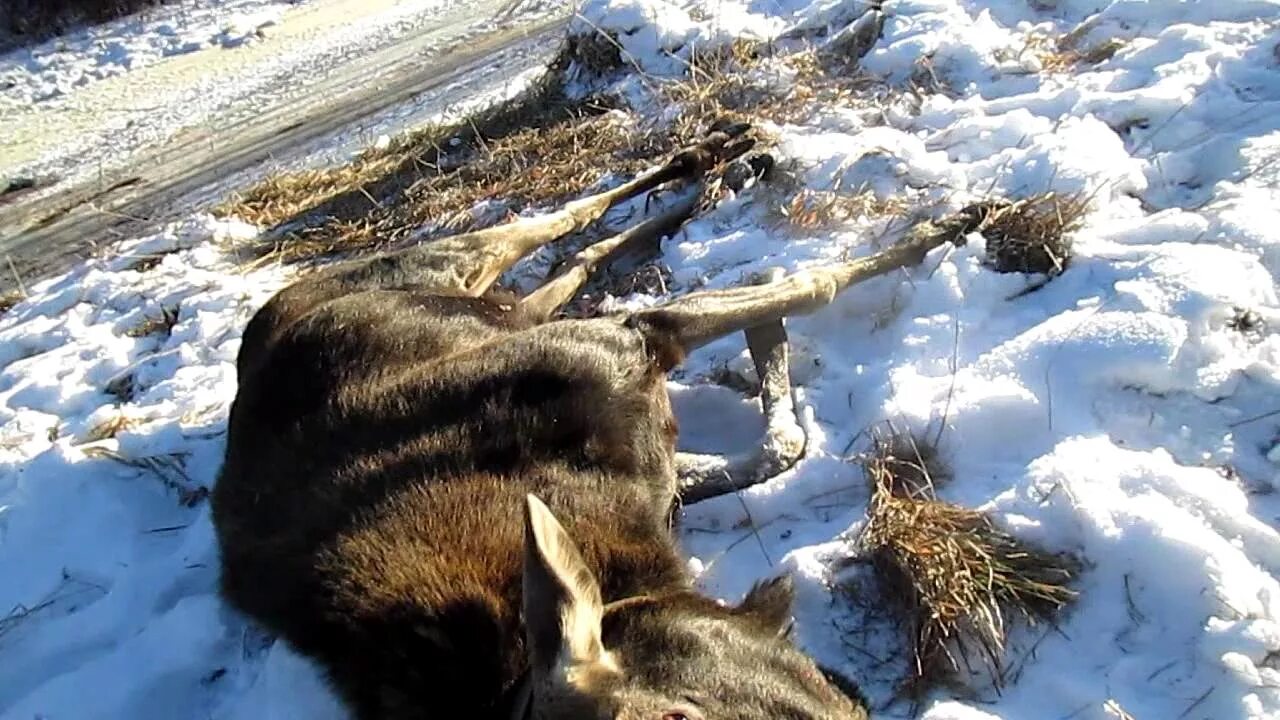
(214, 145, 869, 720)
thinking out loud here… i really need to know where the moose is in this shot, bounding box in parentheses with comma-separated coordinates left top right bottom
(213, 124, 945, 719)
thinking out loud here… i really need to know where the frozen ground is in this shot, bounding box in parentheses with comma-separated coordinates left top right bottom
(0, 0, 302, 107)
(3, 0, 1280, 719)
(0, 0, 558, 203)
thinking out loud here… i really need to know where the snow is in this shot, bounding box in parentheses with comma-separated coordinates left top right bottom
(1, 0, 300, 107)
(3, 0, 1280, 718)
(0, 0, 556, 205)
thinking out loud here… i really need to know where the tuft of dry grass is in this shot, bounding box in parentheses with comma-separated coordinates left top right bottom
(975, 194, 1086, 276)
(83, 413, 140, 443)
(1030, 33, 1125, 74)
(857, 435, 1078, 696)
(688, 38, 766, 77)
(865, 424, 951, 499)
(669, 46, 880, 131)
(0, 289, 21, 316)
(251, 103, 686, 265)
(915, 194, 1087, 276)
(217, 65, 582, 236)
(124, 305, 179, 339)
(561, 27, 626, 77)
(81, 445, 208, 506)
(776, 186, 908, 229)
(220, 39, 898, 267)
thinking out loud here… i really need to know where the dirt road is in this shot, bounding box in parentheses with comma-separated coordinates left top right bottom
(0, 8, 566, 292)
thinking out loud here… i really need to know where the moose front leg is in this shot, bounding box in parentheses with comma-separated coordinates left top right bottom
(676, 315, 807, 504)
(355, 124, 754, 299)
(632, 229, 948, 355)
(657, 232, 958, 503)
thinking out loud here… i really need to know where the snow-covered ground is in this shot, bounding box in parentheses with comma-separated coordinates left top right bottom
(3, 0, 1280, 719)
(0, 0, 302, 107)
(0, 0, 558, 204)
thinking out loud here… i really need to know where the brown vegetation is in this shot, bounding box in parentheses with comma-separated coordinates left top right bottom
(856, 427, 1078, 696)
(218, 37, 897, 267)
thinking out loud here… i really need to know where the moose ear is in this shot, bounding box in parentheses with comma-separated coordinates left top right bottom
(522, 495, 607, 675)
(735, 574, 796, 637)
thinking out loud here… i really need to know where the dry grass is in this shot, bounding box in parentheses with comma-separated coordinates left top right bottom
(670, 46, 880, 130)
(974, 194, 1086, 275)
(220, 38, 896, 267)
(669, 48, 906, 229)
(217, 65, 584, 237)
(857, 434, 1078, 697)
(864, 425, 951, 499)
(249, 103, 684, 265)
(688, 38, 766, 77)
(561, 27, 626, 77)
(81, 445, 207, 506)
(1030, 33, 1125, 74)
(914, 194, 1087, 276)
(775, 185, 908, 230)
(83, 413, 141, 443)
(124, 305, 179, 339)
(0, 289, 21, 316)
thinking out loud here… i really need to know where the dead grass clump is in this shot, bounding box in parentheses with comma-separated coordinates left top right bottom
(780, 187, 908, 229)
(689, 38, 766, 78)
(1029, 31, 1125, 74)
(83, 413, 140, 443)
(261, 104, 680, 264)
(858, 447, 1079, 696)
(752, 160, 907, 230)
(124, 305, 179, 339)
(866, 425, 950, 499)
(218, 66, 581, 237)
(1040, 39, 1125, 73)
(0, 289, 21, 316)
(225, 39, 892, 267)
(669, 47, 878, 132)
(976, 194, 1086, 275)
(559, 28, 626, 77)
(916, 194, 1086, 276)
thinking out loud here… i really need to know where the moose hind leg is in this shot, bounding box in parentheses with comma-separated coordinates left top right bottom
(519, 192, 699, 322)
(320, 124, 755, 300)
